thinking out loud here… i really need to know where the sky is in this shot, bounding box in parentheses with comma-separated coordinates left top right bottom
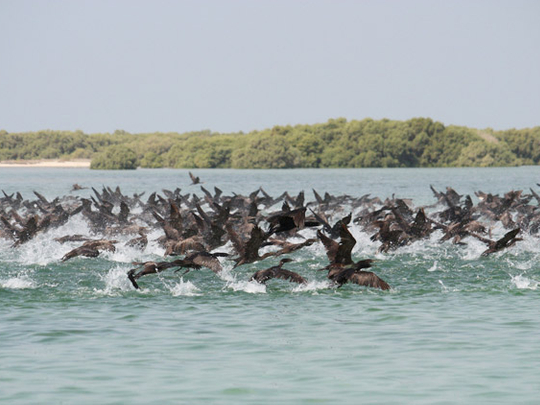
(0, 0, 539, 134)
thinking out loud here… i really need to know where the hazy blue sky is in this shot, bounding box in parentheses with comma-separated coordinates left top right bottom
(1, 0, 538, 134)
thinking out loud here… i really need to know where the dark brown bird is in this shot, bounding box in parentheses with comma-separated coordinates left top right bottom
(70, 184, 87, 192)
(265, 238, 317, 257)
(250, 258, 306, 285)
(189, 172, 202, 185)
(61, 239, 117, 262)
(174, 251, 229, 275)
(164, 236, 206, 256)
(310, 210, 351, 239)
(267, 207, 307, 235)
(127, 260, 182, 289)
(127, 251, 228, 289)
(226, 222, 271, 267)
(61, 245, 101, 261)
(54, 234, 92, 244)
(318, 224, 390, 291)
(317, 223, 356, 265)
(327, 261, 390, 290)
(471, 228, 522, 256)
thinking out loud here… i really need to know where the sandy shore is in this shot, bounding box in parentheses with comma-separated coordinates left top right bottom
(0, 159, 91, 168)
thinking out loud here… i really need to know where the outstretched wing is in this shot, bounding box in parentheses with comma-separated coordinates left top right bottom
(272, 268, 307, 284)
(336, 223, 356, 264)
(317, 230, 339, 264)
(189, 172, 200, 184)
(191, 252, 223, 273)
(61, 246, 100, 262)
(349, 271, 390, 290)
(494, 228, 520, 249)
(331, 267, 390, 290)
(225, 222, 245, 256)
(251, 268, 306, 284)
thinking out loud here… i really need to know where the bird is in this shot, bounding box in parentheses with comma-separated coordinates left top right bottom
(264, 238, 317, 257)
(127, 260, 182, 289)
(61, 239, 117, 262)
(126, 251, 228, 289)
(327, 260, 391, 290)
(164, 236, 206, 256)
(189, 172, 202, 185)
(470, 228, 522, 256)
(70, 183, 87, 192)
(54, 234, 92, 244)
(250, 258, 307, 285)
(173, 251, 229, 275)
(61, 245, 100, 261)
(318, 223, 391, 290)
(225, 222, 271, 267)
(267, 207, 307, 235)
(317, 223, 356, 265)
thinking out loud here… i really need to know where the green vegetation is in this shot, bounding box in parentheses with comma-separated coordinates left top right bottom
(89, 145, 138, 170)
(0, 118, 538, 169)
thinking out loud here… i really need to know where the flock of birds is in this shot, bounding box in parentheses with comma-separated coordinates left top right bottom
(1, 171, 538, 292)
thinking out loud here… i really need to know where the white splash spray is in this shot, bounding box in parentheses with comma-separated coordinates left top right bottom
(168, 278, 201, 296)
(0, 273, 36, 289)
(510, 275, 539, 290)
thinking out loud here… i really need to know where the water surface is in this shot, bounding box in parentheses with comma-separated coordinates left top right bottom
(1, 167, 539, 404)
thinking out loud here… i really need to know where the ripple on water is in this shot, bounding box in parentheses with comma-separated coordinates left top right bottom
(2, 168, 540, 404)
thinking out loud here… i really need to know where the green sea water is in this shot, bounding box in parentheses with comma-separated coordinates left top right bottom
(1, 167, 540, 404)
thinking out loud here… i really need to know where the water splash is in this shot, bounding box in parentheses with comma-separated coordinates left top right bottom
(169, 278, 201, 296)
(0, 274, 36, 289)
(510, 275, 539, 290)
(292, 280, 331, 293)
(428, 261, 438, 272)
(94, 265, 133, 295)
(226, 279, 267, 294)
(218, 263, 268, 293)
(461, 238, 487, 260)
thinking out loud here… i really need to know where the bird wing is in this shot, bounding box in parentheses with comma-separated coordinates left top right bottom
(225, 222, 245, 256)
(348, 271, 391, 290)
(251, 268, 306, 284)
(61, 247, 80, 262)
(336, 223, 356, 264)
(118, 201, 130, 223)
(317, 230, 339, 263)
(530, 188, 540, 205)
(272, 269, 307, 284)
(410, 208, 432, 238)
(191, 253, 223, 273)
(494, 228, 521, 249)
(309, 208, 331, 232)
(83, 239, 117, 252)
(61, 246, 99, 262)
(243, 225, 266, 261)
(250, 269, 269, 283)
(312, 189, 324, 205)
(290, 207, 306, 228)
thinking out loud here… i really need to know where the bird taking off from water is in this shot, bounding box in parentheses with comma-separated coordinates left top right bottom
(250, 258, 307, 285)
(189, 172, 202, 185)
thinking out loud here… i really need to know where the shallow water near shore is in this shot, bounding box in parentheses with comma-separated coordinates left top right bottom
(1, 167, 540, 404)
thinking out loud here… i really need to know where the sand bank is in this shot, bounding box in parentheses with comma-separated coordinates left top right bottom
(0, 159, 91, 168)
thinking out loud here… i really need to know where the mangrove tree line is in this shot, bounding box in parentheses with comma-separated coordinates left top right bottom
(0, 118, 538, 169)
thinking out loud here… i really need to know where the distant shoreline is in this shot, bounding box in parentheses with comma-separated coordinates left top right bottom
(0, 159, 91, 168)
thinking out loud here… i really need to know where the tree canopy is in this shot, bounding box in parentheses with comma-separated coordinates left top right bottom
(0, 118, 538, 169)
(89, 145, 138, 170)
